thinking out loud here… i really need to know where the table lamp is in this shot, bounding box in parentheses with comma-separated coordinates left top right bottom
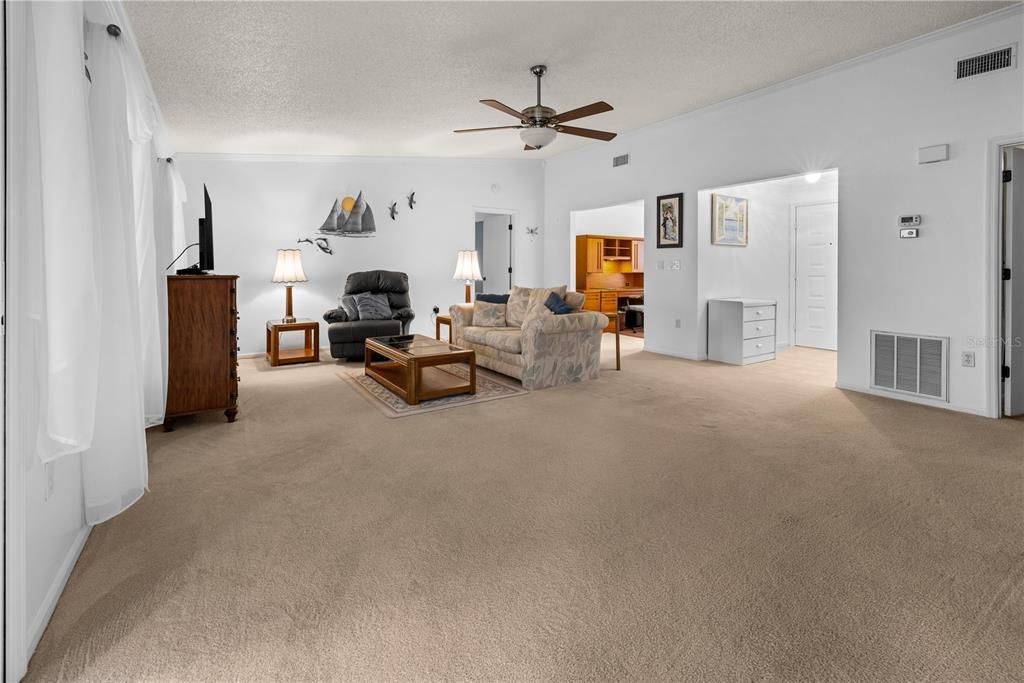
(272, 248, 307, 323)
(452, 250, 482, 303)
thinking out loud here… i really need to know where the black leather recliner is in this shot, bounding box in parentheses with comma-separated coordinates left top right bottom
(324, 270, 415, 360)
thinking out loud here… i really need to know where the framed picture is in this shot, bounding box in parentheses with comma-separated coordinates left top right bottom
(711, 194, 749, 246)
(656, 193, 684, 248)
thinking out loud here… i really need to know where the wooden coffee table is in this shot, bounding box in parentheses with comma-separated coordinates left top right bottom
(364, 334, 476, 405)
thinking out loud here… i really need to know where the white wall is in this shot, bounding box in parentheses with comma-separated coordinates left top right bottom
(698, 173, 838, 350)
(544, 8, 1024, 415)
(176, 155, 545, 354)
(568, 199, 644, 289)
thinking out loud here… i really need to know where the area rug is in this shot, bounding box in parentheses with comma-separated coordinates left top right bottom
(338, 363, 526, 418)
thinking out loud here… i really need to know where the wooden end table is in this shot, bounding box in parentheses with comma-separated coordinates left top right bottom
(365, 334, 475, 405)
(435, 314, 453, 342)
(266, 319, 320, 366)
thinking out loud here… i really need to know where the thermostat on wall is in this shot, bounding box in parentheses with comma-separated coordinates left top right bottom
(898, 215, 921, 227)
(900, 228, 920, 239)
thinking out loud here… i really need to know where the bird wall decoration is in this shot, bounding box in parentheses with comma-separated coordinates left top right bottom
(407, 191, 416, 210)
(388, 202, 398, 220)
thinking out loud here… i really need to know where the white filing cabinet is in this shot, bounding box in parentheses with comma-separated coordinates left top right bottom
(708, 298, 777, 365)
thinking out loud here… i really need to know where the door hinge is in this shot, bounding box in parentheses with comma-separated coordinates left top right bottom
(1003, 169, 1012, 183)
(508, 267, 513, 274)
(1002, 365, 1011, 379)
(1004, 267, 1012, 281)
(508, 223, 513, 231)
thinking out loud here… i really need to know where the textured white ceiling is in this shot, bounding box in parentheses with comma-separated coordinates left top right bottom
(126, 1, 1012, 159)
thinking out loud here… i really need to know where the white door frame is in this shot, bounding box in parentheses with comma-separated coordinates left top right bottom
(994, 136, 1024, 417)
(472, 206, 517, 290)
(790, 200, 839, 349)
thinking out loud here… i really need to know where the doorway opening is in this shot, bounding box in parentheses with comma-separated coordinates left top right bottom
(474, 211, 512, 295)
(569, 199, 645, 339)
(999, 143, 1024, 418)
(698, 170, 839, 374)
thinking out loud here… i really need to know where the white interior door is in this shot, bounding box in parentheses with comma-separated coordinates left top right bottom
(479, 215, 511, 294)
(1005, 147, 1024, 416)
(794, 202, 838, 350)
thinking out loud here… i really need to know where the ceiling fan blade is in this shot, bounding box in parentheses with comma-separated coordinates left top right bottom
(480, 99, 526, 121)
(552, 101, 613, 124)
(524, 145, 538, 151)
(556, 125, 617, 142)
(454, 125, 525, 133)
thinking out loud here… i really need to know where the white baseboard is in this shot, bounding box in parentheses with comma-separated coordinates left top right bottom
(26, 525, 90, 658)
(834, 382, 993, 418)
(637, 344, 706, 361)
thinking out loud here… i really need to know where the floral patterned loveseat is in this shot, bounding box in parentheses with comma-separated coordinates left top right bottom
(449, 286, 609, 390)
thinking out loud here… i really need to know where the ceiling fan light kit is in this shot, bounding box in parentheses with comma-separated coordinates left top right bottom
(455, 64, 617, 151)
(520, 126, 557, 149)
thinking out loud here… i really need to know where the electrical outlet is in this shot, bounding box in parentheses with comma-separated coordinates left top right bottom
(432, 305, 440, 315)
(45, 462, 55, 500)
(657, 260, 665, 270)
(675, 319, 681, 328)
(671, 260, 681, 270)
(961, 351, 976, 368)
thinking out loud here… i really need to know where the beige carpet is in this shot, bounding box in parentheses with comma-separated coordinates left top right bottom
(26, 338, 1024, 681)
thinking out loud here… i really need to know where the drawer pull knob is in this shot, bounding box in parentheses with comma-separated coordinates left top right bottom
(755, 311, 762, 316)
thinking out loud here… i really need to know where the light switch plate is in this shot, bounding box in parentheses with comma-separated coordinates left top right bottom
(900, 228, 919, 239)
(671, 260, 681, 270)
(961, 351, 975, 368)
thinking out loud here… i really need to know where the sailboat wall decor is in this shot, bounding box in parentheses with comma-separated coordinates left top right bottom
(318, 192, 376, 238)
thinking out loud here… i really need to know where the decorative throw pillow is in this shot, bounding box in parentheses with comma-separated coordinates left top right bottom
(505, 286, 534, 327)
(340, 294, 360, 321)
(522, 285, 568, 325)
(477, 293, 510, 304)
(544, 292, 573, 315)
(563, 291, 585, 311)
(472, 301, 507, 327)
(354, 292, 392, 320)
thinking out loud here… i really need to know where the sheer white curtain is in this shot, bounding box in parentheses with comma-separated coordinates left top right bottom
(23, 2, 102, 462)
(11, 1, 179, 524)
(81, 19, 148, 523)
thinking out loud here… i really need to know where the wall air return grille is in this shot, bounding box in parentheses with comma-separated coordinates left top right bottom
(956, 45, 1015, 79)
(612, 153, 630, 168)
(871, 330, 948, 401)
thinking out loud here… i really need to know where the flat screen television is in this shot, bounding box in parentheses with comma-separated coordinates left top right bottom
(198, 184, 214, 272)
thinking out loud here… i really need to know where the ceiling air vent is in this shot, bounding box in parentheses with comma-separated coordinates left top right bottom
(612, 153, 630, 168)
(956, 45, 1015, 79)
(871, 330, 948, 401)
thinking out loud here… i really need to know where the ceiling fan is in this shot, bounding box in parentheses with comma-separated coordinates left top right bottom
(454, 65, 617, 151)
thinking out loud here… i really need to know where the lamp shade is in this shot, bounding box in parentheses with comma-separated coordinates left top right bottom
(452, 250, 482, 282)
(272, 249, 307, 283)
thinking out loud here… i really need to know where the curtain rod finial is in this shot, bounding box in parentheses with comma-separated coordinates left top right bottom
(106, 24, 121, 37)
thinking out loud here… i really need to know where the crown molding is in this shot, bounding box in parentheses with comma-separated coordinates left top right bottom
(173, 151, 545, 166)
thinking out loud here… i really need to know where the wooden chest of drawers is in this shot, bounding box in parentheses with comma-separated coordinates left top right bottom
(708, 298, 777, 365)
(164, 275, 239, 429)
